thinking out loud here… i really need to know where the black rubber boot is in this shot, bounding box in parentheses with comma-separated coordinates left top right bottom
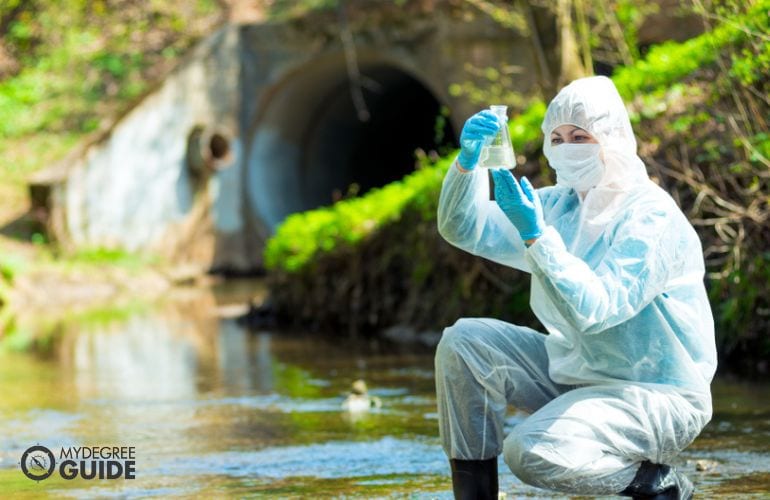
(620, 460, 694, 499)
(449, 457, 498, 500)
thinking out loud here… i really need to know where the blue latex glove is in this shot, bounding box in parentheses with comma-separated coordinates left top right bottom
(458, 110, 501, 170)
(491, 170, 545, 241)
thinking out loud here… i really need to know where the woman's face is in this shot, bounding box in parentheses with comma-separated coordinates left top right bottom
(550, 124, 598, 146)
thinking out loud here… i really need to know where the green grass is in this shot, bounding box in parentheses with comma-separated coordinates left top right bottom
(58, 246, 160, 269)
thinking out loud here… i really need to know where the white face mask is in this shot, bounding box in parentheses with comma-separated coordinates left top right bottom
(547, 143, 605, 192)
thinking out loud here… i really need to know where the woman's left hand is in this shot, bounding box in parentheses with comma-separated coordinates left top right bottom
(491, 170, 545, 242)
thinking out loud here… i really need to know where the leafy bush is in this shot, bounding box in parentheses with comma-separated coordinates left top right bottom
(265, 157, 450, 272)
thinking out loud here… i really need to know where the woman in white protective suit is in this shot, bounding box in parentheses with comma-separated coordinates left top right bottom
(435, 76, 717, 499)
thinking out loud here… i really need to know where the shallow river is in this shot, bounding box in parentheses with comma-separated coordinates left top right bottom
(1, 280, 769, 498)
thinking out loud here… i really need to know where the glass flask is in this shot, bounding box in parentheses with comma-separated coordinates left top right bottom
(479, 105, 515, 169)
(480, 105, 515, 200)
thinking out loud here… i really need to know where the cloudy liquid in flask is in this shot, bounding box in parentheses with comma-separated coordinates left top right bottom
(480, 105, 515, 201)
(483, 145, 514, 167)
(479, 105, 515, 170)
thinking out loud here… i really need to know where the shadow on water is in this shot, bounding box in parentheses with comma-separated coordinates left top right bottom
(0, 278, 769, 498)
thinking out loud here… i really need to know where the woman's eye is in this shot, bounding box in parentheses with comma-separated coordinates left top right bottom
(573, 135, 588, 142)
(551, 137, 563, 145)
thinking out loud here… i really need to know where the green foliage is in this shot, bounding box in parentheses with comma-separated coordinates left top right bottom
(611, 0, 770, 98)
(747, 133, 770, 165)
(730, 38, 770, 86)
(448, 63, 534, 111)
(0, 0, 221, 183)
(613, 0, 653, 62)
(61, 246, 159, 269)
(433, 105, 451, 150)
(669, 110, 711, 134)
(0, 253, 29, 283)
(509, 100, 546, 153)
(613, 30, 729, 99)
(709, 252, 770, 355)
(266, 0, 340, 20)
(462, 0, 527, 32)
(264, 0, 435, 20)
(265, 157, 451, 272)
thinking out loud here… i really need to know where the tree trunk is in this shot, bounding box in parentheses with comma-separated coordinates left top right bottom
(556, 0, 588, 87)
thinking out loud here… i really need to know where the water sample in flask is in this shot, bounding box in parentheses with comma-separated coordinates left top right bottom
(479, 105, 515, 169)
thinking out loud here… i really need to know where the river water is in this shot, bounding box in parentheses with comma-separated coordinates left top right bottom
(1, 279, 769, 498)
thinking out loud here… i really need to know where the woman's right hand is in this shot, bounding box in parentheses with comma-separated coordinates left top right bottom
(457, 110, 501, 171)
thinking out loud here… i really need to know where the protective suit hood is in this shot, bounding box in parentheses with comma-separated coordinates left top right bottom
(541, 76, 648, 192)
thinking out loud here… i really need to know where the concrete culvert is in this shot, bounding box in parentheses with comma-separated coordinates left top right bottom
(187, 125, 233, 177)
(246, 60, 458, 231)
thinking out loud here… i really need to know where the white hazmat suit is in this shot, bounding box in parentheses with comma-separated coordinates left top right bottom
(435, 76, 717, 494)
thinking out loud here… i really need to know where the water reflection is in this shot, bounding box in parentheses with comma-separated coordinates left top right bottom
(217, 319, 253, 392)
(1, 282, 770, 498)
(216, 321, 275, 394)
(72, 316, 200, 401)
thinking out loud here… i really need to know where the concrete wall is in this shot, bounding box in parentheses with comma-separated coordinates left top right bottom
(42, 26, 242, 267)
(38, 7, 542, 272)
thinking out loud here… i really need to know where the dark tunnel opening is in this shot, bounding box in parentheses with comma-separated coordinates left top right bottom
(246, 61, 457, 231)
(299, 66, 457, 207)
